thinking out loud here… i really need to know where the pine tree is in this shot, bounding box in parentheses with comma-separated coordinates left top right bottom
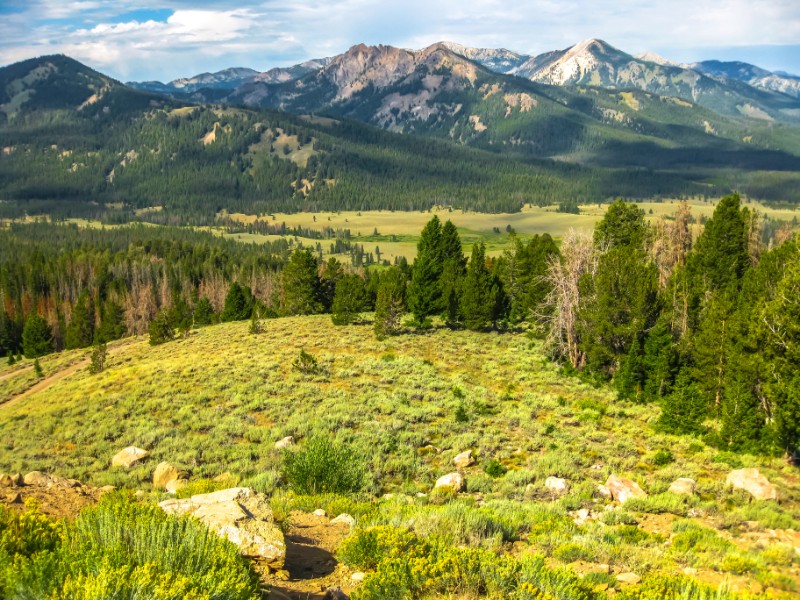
(65, 291, 95, 350)
(320, 258, 345, 312)
(439, 220, 466, 327)
(615, 335, 645, 401)
(89, 341, 108, 374)
(148, 309, 175, 346)
(460, 243, 493, 331)
(96, 301, 126, 343)
(641, 321, 678, 401)
(374, 267, 407, 339)
(656, 368, 706, 435)
(594, 199, 647, 249)
(33, 358, 43, 378)
(249, 307, 262, 334)
(408, 216, 443, 328)
(193, 297, 215, 326)
(281, 249, 323, 315)
(719, 365, 764, 451)
(331, 274, 367, 326)
(22, 313, 53, 359)
(690, 194, 749, 293)
(220, 282, 253, 322)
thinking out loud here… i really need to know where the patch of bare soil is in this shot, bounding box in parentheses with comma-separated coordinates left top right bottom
(259, 511, 357, 600)
(0, 474, 105, 519)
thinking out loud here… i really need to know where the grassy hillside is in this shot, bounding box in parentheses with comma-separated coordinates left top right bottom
(1, 316, 798, 597)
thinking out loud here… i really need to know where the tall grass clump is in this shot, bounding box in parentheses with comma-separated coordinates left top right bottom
(281, 435, 367, 495)
(0, 494, 259, 600)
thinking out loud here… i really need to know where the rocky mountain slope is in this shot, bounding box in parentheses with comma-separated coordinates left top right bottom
(691, 60, 800, 99)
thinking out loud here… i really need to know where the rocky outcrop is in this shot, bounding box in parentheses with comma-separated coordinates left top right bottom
(153, 462, 183, 489)
(545, 476, 568, 495)
(605, 475, 647, 503)
(159, 487, 285, 568)
(726, 468, 778, 501)
(111, 447, 149, 468)
(275, 436, 294, 449)
(434, 472, 465, 493)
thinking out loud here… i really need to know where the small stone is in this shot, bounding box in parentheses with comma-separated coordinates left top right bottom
(596, 484, 613, 500)
(616, 572, 641, 585)
(274, 436, 294, 449)
(331, 513, 355, 527)
(668, 478, 696, 496)
(165, 479, 188, 494)
(453, 450, 474, 469)
(596, 564, 610, 574)
(313, 509, 327, 517)
(6, 492, 21, 503)
(351, 572, 366, 582)
(524, 483, 536, 497)
(572, 508, 591, 525)
(545, 476, 568, 495)
(99, 485, 117, 494)
(23, 471, 52, 486)
(415, 492, 427, 498)
(135, 490, 146, 498)
(111, 447, 149, 469)
(683, 567, 698, 576)
(434, 472, 465, 493)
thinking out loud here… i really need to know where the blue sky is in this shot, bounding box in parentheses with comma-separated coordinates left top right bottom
(1, 0, 798, 81)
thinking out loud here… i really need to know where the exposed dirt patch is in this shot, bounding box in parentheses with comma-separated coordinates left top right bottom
(260, 511, 357, 600)
(0, 475, 105, 519)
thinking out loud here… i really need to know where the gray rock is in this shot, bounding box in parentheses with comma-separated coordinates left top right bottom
(726, 468, 778, 501)
(668, 478, 696, 496)
(545, 476, 568, 495)
(453, 450, 474, 469)
(616, 572, 641, 585)
(111, 447, 150, 469)
(153, 462, 183, 490)
(159, 487, 285, 568)
(331, 513, 355, 527)
(605, 475, 647, 503)
(434, 472, 465, 493)
(23, 471, 52, 486)
(274, 436, 294, 449)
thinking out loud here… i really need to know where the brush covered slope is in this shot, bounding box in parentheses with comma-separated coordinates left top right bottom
(1, 316, 799, 598)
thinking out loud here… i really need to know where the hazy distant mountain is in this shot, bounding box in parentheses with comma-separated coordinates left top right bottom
(691, 60, 800, 99)
(128, 67, 259, 94)
(439, 41, 529, 72)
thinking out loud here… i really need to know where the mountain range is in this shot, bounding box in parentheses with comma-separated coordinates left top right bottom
(1, 39, 800, 223)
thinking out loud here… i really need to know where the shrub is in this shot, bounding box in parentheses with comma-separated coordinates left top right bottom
(292, 348, 320, 375)
(484, 459, 507, 478)
(553, 541, 594, 563)
(454, 402, 469, 423)
(88, 342, 107, 374)
(148, 310, 175, 346)
(281, 436, 367, 495)
(651, 449, 674, 466)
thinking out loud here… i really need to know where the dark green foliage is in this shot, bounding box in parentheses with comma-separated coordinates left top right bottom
(615, 335, 646, 401)
(281, 249, 323, 315)
(460, 242, 494, 331)
(484, 459, 507, 478)
(656, 369, 706, 435)
(501, 234, 560, 324)
(33, 358, 43, 378)
(718, 366, 765, 452)
(6, 354, 14, 366)
(651, 449, 675, 466)
(193, 297, 216, 326)
(220, 282, 253, 322)
(690, 194, 749, 292)
(64, 291, 95, 350)
(292, 348, 320, 375)
(280, 436, 367, 495)
(374, 267, 407, 339)
(248, 308, 262, 335)
(0, 311, 21, 358)
(88, 342, 107, 374)
(320, 258, 345, 312)
(454, 403, 469, 423)
(641, 321, 678, 401)
(22, 313, 52, 359)
(594, 200, 647, 249)
(331, 274, 367, 325)
(408, 217, 443, 327)
(439, 220, 467, 327)
(148, 309, 175, 346)
(96, 301, 126, 343)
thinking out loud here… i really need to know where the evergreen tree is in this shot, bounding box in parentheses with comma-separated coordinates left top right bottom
(281, 249, 323, 315)
(148, 309, 175, 346)
(408, 216, 443, 327)
(170, 294, 193, 336)
(320, 258, 345, 312)
(194, 297, 215, 326)
(65, 291, 95, 350)
(460, 243, 493, 331)
(96, 301, 126, 343)
(220, 282, 253, 322)
(690, 194, 749, 293)
(719, 365, 764, 451)
(502, 234, 560, 324)
(33, 358, 43, 378)
(249, 307, 262, 335)
(0, 310, 21, 357)
(594, 200, 647, 249)
(89, 341, 108, 374)
(439, 220, 466, 327)
(656, 368, 706, 435)
(331, 274, 367, 326)
(615, 335, 645, 401)
(374, 267, 407, 339)
(641, 321, 678, 401)
(22, 313, 53, 359)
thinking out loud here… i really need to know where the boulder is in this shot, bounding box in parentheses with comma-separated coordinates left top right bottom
(313, 509, 327, 517)
(351, 571, 366, 582)
(545, 476, 568, 495)
(111, 447, 149, 469)
(605, 475, 647, 503)
(153, 462, 182, 489)
(434, 472, 465, 493)
(331, 513, 355, 527)
(10, 473, 23, 486)
(159, 487, 285, 568)
(6, 492, 21, 504)
(0, 474, 12, 486)
(274, 436, 294, 449)
(668, 478, 696, 496)
(595, 484, 613, 500)
(616, 573, 641, 585)
(726, 468, 778, 501)
(23, 471, 52, 486)
(453, 450, 474, 469)
(165, 479, 189, 494)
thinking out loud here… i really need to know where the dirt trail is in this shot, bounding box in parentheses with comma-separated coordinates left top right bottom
(0, 365, 32, 383)
(260, 511, 357, 600)
(1, 340, 137, 410)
